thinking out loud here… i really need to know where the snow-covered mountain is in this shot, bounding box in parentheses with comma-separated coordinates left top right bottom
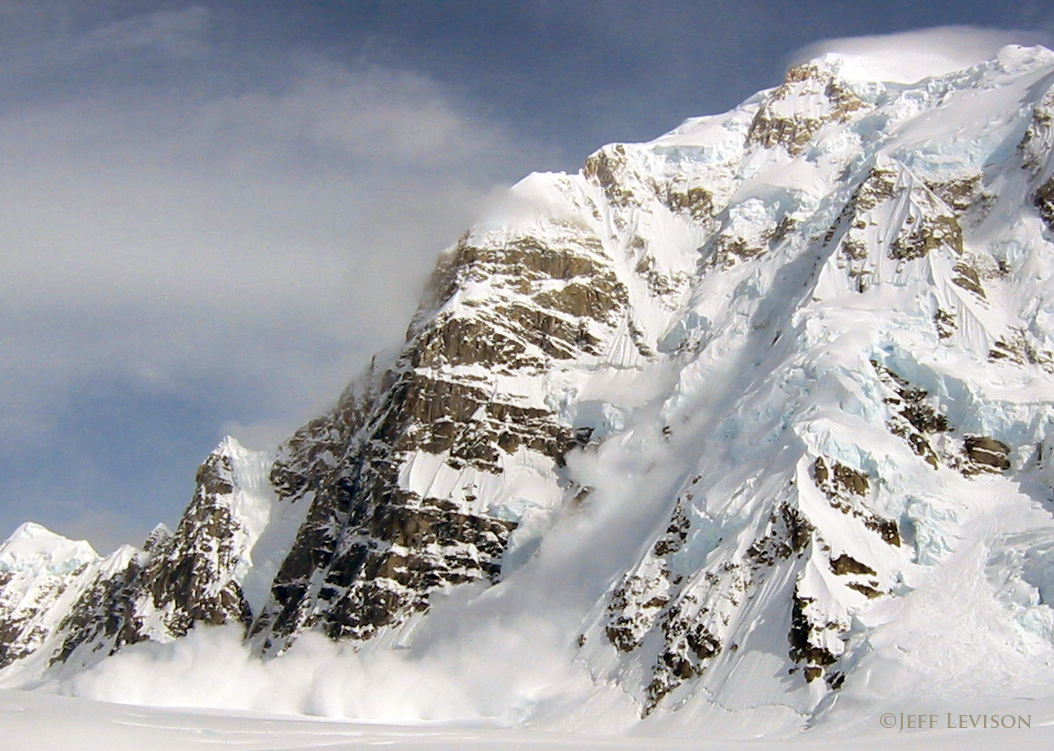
(5, 44, 1054, 733)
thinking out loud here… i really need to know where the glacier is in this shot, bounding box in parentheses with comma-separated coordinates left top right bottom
(4, 43, 1054, 745)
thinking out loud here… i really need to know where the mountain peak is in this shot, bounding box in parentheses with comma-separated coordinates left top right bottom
(0, 522, 98, 576)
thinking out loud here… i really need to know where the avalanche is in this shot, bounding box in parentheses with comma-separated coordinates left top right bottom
(4, 42, 1054, 747)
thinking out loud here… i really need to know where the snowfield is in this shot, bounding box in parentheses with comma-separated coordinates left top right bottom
(2, 689, 1051, 750)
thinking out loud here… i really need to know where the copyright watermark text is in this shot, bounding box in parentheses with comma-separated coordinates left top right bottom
(879, 713, 1031, 732)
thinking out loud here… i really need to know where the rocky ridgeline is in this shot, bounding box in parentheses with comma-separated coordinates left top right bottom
(248, 216, 643, 653)
(4, 47, 1054, 719)
(0, 439, 266, 672)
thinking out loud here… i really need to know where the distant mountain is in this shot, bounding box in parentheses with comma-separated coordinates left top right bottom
(5, 44, 1054, 727)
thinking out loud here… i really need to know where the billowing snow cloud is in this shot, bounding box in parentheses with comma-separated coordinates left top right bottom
(790, 25, 1052, 83)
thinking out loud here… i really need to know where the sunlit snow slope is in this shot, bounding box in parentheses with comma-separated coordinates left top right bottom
(4, 45, 1054, 738)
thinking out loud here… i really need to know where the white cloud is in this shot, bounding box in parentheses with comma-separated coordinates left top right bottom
(0, 64, 526, 436)
(0, 10, 548, 547)
(789, 25, 1053, 83)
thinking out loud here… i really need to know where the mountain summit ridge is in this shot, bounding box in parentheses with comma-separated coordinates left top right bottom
(4, 44, 1054, 730)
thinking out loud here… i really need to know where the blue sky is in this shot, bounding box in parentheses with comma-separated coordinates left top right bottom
(3, 1, 1053, 553)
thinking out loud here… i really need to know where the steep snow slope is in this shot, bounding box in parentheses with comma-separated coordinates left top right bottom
(4, 45, 1054, 737)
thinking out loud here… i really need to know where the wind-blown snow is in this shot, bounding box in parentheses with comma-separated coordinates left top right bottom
(791, 26, 1050, 84)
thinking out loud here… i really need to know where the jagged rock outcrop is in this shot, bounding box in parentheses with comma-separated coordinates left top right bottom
(0, 438, 278, 671)
(54, 439, 261, 664)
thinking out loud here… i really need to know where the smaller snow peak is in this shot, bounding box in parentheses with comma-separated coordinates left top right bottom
(0, 522, 99, 576)
(101, 543, 141, 573)
(1, 522, 92, 553)
(142, 523, 173, 554)
(5, 521, 58, 542)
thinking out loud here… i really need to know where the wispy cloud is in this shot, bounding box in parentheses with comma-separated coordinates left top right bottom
(0, 7, 545, 548)
(80, 6, 211, 58)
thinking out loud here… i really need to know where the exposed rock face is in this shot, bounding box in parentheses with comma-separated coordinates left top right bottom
(6, 45, 1054, 724)
(248, 220, 637, 653)
(139, 448, 256, 631)
(963, 435, 1012, 472)
(50, 549, 146, 664)
(747, 62, 866, 155)
(6, 438, 277, 669)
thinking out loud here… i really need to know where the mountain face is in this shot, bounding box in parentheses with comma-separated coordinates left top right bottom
(6, 45, 1054, 725)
